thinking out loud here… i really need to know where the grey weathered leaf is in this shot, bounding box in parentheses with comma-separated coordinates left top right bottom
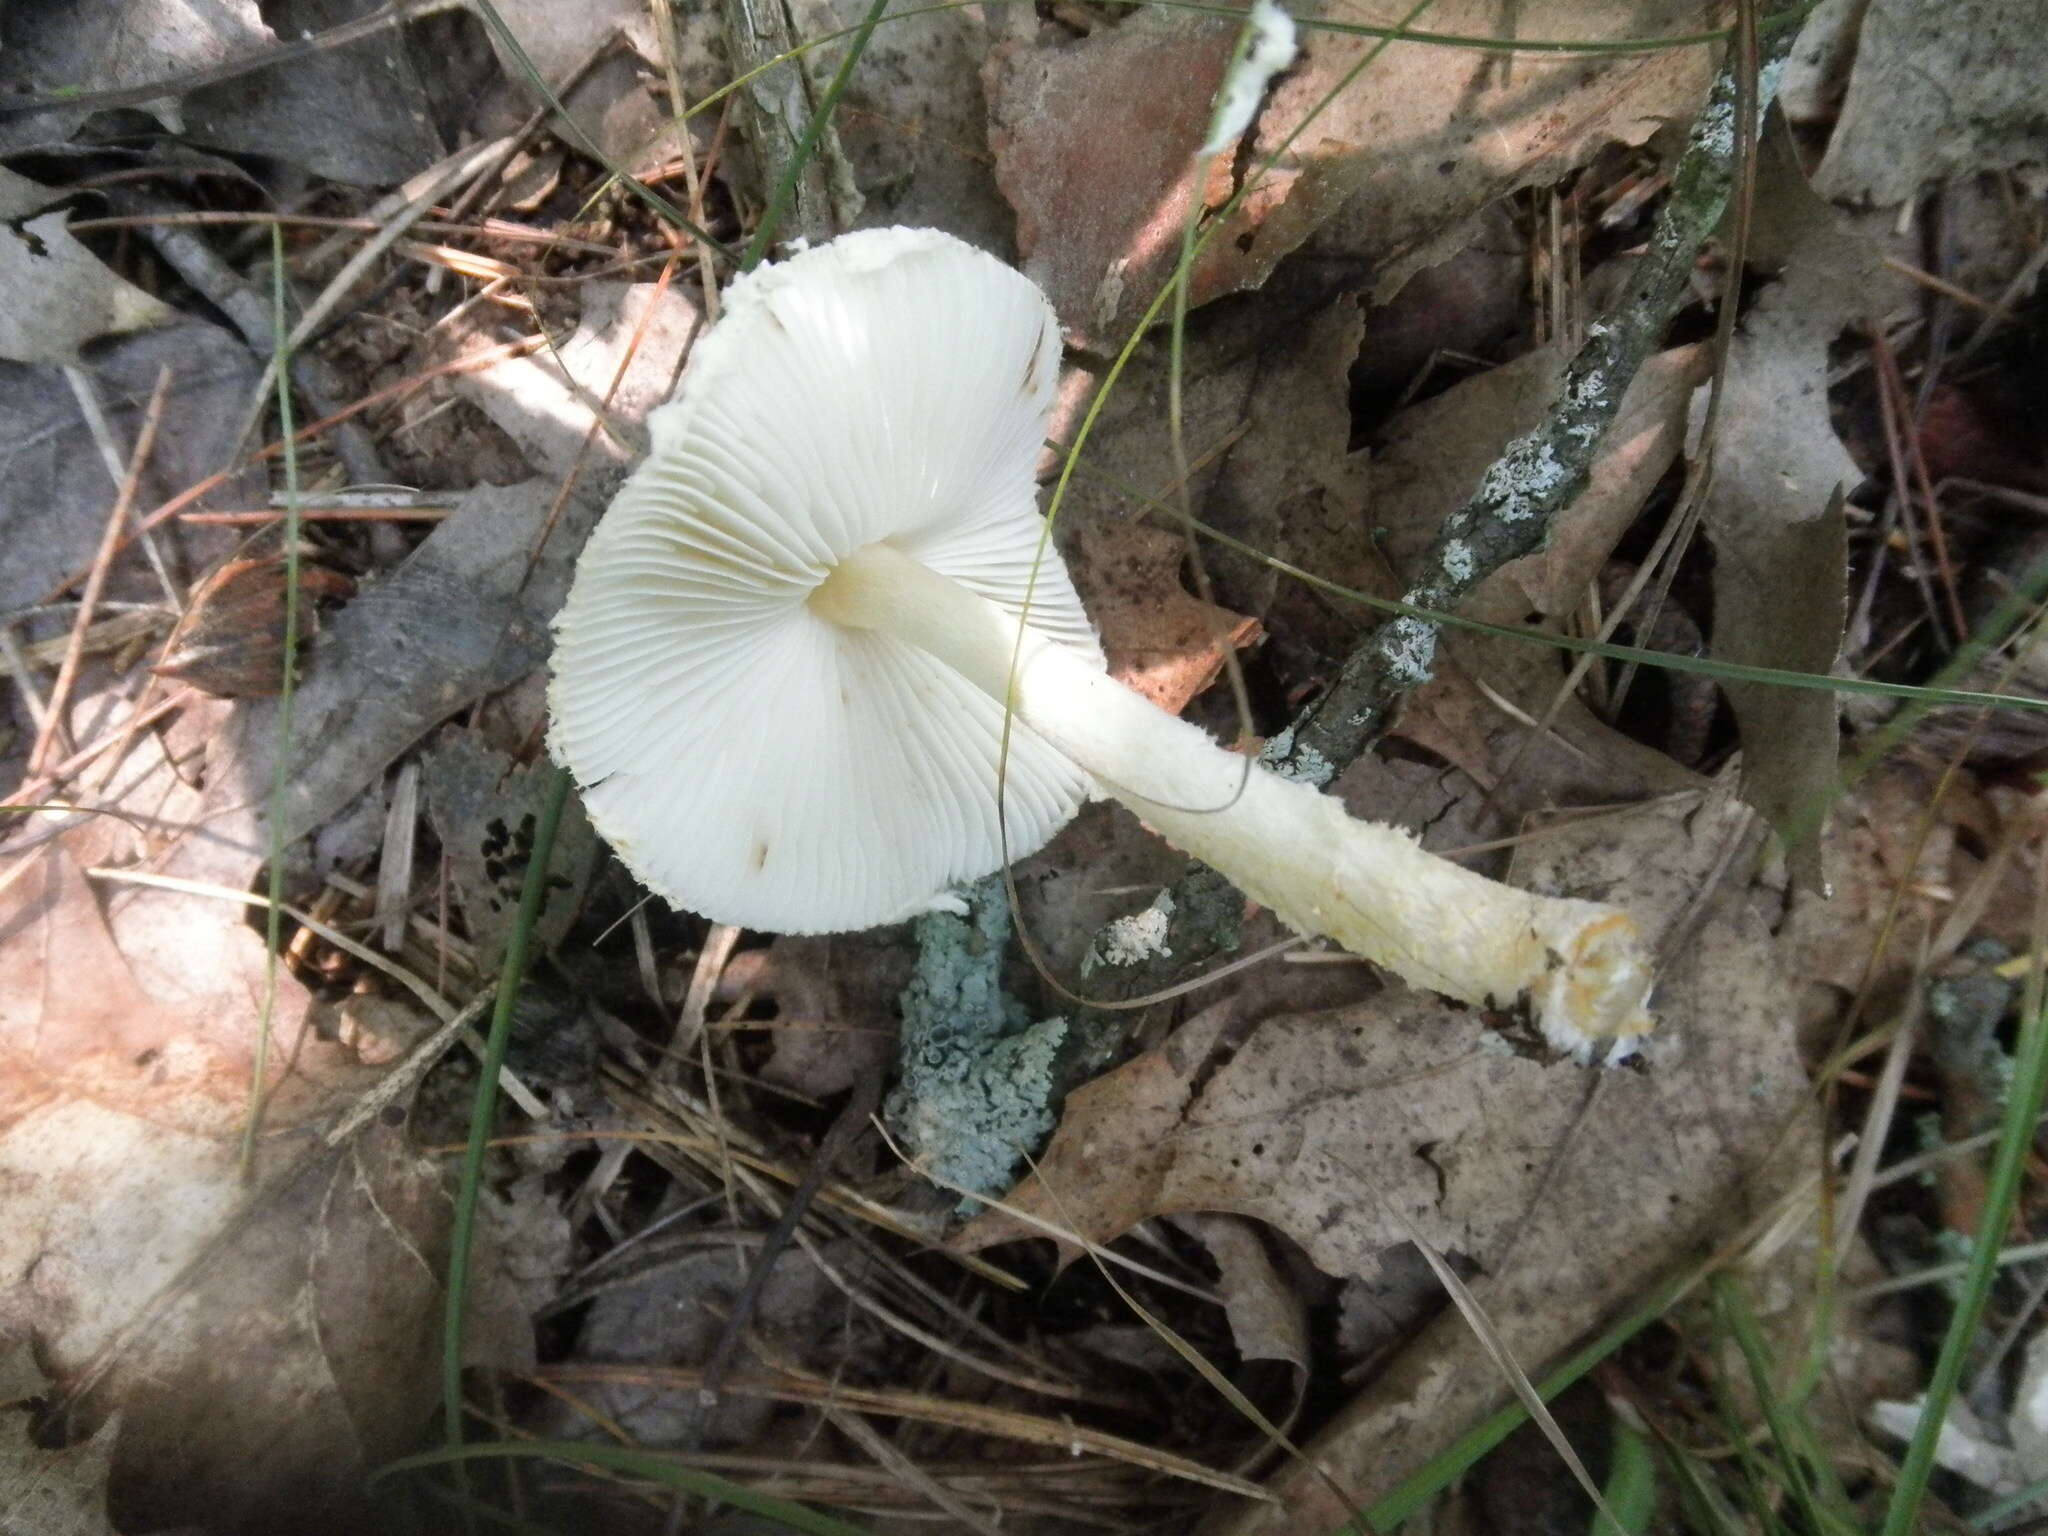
(421, 730, 597, 975)
(1701, 142, 1878, 889)
(0, 0, 455, 186)
(1815, 0, 2048, 207)
(0, 169, 167, 366)
(215, 476, 607, 845)
(0, 317, 258, 618)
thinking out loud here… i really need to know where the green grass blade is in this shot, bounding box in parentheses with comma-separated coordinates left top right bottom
(1362, 1259, 1698, 1529)
(740, 0, 893, 269)
(377, 1439, 875, 1536)
(244, 222, 306, 1179)
(1591, 1414, 1655, 1535)
(440, 767, 572, 1462)
(1881, 981, 2048, 1535)
(1713, 1275, 1858, 1534)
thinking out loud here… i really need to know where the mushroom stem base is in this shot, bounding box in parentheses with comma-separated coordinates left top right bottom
(813, 541, 1655, 1056)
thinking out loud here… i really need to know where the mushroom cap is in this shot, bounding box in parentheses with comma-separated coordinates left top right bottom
(549, 228, 1104, 934)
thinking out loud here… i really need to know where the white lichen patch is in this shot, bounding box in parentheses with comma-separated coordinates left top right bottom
(1379, 614, 1439, 684)
(1568, 368, 1607, 411)
(1441, 538, 1475, 584)
(1096, 890, 1176, 967)
(1479, 435, 1569, 522)
(1692, 94, 1736, 159)
(1285, 741, 1334, 786)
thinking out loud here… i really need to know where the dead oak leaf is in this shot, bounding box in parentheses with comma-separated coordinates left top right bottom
(987, 1, 1715, 347)
(984, 11, 1237, 349)
(961, 789, 1806, 1292)
(1073, 520, 1263, 713)
(0, 704, 520, 1533)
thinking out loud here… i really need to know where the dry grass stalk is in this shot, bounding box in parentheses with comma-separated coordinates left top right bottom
(30, 365, 175, 776)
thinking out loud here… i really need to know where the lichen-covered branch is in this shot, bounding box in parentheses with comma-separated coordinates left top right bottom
(1066, 35, 1794, 1029)
(1265, 34, 1792, 785)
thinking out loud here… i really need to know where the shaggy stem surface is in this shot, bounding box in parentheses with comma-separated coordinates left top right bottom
(813, 541, 1654, 1053)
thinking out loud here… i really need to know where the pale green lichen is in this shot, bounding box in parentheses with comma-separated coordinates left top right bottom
(887, 877, 1064, 1206)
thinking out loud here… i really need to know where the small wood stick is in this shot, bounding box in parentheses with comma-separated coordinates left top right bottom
(30, 365, 175, 776)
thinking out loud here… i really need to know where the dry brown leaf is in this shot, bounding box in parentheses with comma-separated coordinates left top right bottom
(1701, 140, 1881, 890)
(0, 699, 517, 1533)
(1118, 789, 1803, 1536)
(1814, 0, 2048, 207)
(1173, 1213, 1310, 1379)
(986, 3, 1714, 347)
(984, 11, 1237, 348)
(1074, 520, 1263, 713)
(963, 783, 1806, 1279)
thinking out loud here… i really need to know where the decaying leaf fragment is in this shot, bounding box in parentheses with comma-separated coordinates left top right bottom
(1814, 0, 2048, 207)
(0, 1344, 118, 1536)
(1072, 520, 1263, 713)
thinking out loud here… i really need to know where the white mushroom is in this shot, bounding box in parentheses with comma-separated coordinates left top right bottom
(550, 228, 1655, 1057)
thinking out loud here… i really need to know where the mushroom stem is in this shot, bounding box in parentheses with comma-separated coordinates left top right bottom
(813, 541, 1654, 1057)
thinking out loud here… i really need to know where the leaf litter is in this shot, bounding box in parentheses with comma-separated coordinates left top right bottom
(2, 0, 2048, 1531)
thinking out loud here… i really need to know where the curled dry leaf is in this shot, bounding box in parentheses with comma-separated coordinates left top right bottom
(152, 558, 357, 699)
(1171, 1212, 1311, 1384)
